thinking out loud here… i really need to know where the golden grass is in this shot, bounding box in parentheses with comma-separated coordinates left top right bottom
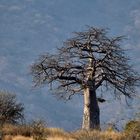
(45, 128, 74, 140)
(45, 128, 67, 136)
(70, 130, 125, 140)
(47, 137, 75, 140)
(3, 135, 33, 140)
(3, 130, 125, 140)
(2, 124, 32, 136)
(2, 124, 139, 140)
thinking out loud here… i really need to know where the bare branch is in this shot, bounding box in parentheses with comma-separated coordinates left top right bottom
(31, 27, 140, 99)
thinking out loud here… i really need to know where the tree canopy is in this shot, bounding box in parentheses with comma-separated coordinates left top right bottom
(31, 27, 139, 99)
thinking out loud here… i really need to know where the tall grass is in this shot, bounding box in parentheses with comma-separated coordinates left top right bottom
(2, 123, 140, 140)
(70, 130, 125, 140)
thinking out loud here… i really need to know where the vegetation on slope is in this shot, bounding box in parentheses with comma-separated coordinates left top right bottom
(1, 119, 140, 140)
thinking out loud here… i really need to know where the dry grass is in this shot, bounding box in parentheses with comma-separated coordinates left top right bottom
(45, 128, 69, 137)
(2, 124, 32, 136)
(70, 130, 125, 140)
(2, 124, 140, 140)
(3, 135, 33, 140)
(2, 130, 125, 140)
(47, 137, 75, 140)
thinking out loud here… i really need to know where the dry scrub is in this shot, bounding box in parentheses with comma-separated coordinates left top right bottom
(2, 123, 140, 140)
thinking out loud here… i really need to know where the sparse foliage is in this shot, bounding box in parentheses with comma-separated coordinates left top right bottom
(31, 27, 140, 130)
(0, 91, 24, 126)
(31, 120, 46, 140)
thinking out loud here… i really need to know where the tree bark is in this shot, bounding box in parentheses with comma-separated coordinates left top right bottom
(82, 87, 100, 130)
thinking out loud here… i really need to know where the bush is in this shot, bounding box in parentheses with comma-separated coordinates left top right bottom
(31, 120, 46, 140)
(0, 91, 24, 126)
(124, 120, 140, 140)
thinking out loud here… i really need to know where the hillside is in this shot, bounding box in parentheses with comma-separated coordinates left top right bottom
(1, 121, 140, 140)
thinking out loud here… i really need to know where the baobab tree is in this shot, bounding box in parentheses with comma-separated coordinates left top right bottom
(31, 27, 140, 130)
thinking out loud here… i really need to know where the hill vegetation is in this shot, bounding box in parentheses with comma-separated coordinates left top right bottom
(1, 119, 140, 140)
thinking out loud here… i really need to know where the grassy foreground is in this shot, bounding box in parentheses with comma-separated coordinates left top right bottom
(1, 123, 140, 140)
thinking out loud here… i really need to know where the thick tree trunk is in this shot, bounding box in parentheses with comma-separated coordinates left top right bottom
(82, 87, 100, 130)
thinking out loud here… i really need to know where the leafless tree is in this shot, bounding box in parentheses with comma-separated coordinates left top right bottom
(0, 91, 24, 126)
(31, 27, 140, 130)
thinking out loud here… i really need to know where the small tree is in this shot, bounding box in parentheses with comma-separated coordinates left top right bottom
(31, 27, 140, 130)
(0, 91, 24, 126)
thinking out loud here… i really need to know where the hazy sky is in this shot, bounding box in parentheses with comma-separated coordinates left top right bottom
(0, 0, 140, 130)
